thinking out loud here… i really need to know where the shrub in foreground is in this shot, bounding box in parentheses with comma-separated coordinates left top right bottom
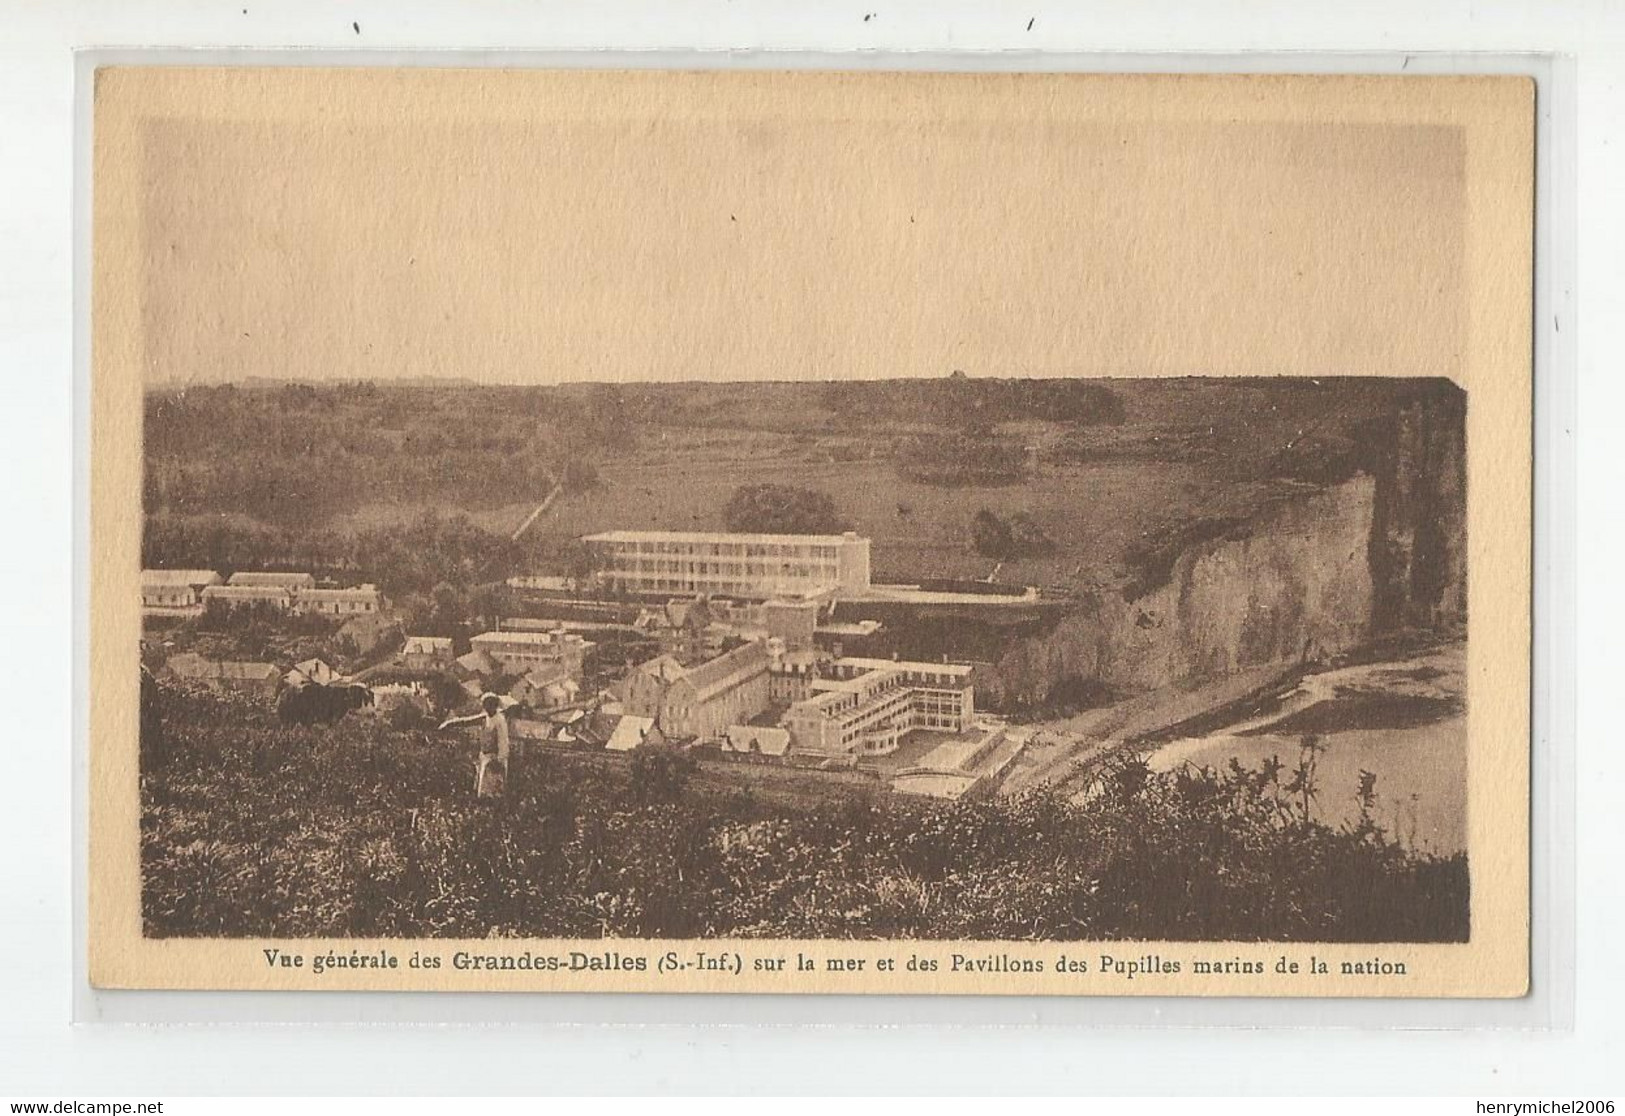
(140, 684, 1468, 942)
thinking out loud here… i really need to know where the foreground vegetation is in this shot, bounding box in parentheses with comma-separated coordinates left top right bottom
(142, 684, 1468, 942)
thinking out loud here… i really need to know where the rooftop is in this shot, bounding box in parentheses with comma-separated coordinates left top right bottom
(633, 654, 688, 683)
(845, 583, 1043, 606)
(723, 725, 792, 757)
(472, 630, 588, 647)
(227, 571, 315, 587)
(835, 656, 975, 678)
(202, 585, 291, 599)
(815, 619, 885, 637)
(520, 661, 575, 687)
(605, 715, 656, 752)
(403, 635, 454, 652)
(455, 649, 498, 676)
(632, 640, 772, 700)
(583, 529, 867, 548)
(685, 640, 772, 699)
(165, 654, 279, 681)
(140, 569, 220, 586)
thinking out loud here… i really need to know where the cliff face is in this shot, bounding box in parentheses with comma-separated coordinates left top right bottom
(989, 381, 1467, 707)
(1367, 384, 1468, 631)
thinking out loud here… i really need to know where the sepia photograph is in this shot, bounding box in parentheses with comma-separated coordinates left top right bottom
(89, 67, 1533, 994)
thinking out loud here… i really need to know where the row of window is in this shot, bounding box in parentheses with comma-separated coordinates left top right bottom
(663, 676, 765, 734)
(612, 559, 840, 578)
(610, 577, 837, 595)
(611, 542, 845, 560)
(830, 666, 969, 690)
(191, 597, 377, 613)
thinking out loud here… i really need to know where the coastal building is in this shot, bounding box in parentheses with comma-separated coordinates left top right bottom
(619, 639, 772, 741)
(583, 529, 871, 600)
(782, 657, 976, 757)
(822, 658, 977, 732)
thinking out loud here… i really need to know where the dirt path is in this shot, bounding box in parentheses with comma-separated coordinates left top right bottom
(510, 473, 566, 542)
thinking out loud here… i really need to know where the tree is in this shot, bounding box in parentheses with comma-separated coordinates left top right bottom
(970, 509, 1055, 559)
(1007, 512, 1057, 557)
(723, 484, 846, 535)
(469, 583, 517, 629)
(429, 581, 469, 633)
(970, 510, 1015, 559)
(562, 540, 600, 592)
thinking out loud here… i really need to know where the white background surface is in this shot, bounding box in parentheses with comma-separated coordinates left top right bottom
(1, 0, 1617, 1097)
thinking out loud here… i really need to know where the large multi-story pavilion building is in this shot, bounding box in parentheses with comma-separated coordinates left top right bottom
(781, 657, 976, 757)
(582, 530, 871, 600)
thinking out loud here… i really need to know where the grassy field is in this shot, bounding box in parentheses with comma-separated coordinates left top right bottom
(343, 422, 1303, 593)
(154, 376, 1443, 596)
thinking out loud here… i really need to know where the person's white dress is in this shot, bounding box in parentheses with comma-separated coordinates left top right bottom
(476, 711, 510, 798)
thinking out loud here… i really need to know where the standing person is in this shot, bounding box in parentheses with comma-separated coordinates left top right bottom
(439, 692, 512, 799)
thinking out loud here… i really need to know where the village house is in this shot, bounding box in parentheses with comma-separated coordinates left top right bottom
(455, 648, 499, 678)
(469, 630, 593, 677)
(401, 635, 455, 671)
(140, 569, 221, 611)
(292, 584, 383, 617)
(569, 707, 624, 750)
(282, 657, 339, 688)
(506, 661, 581, 711)
(161, 652, 281, 699)
(200, 584, 293, 612)
(619, 639, 772, 741)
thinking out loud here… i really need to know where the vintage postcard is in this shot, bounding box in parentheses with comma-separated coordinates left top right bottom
(90, 67, 1533, 995)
